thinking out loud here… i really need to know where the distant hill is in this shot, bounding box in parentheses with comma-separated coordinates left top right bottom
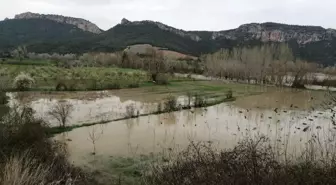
(14, 12, 102, 34)
(1, 13, 336, 65)
(93, 19, 336, 65)
(0, 18, 94, 51)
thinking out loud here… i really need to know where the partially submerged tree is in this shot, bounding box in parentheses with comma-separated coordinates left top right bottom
(290, 60, 318, 88)
(47, 101, 74, 128)
(88, 126, 103, 155)
(125, 103, 136, 118)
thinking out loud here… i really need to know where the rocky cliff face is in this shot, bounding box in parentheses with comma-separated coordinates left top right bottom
(120, 19, 336, 45)
(14, 12, 102, 34)
(212, 23, 336, 44)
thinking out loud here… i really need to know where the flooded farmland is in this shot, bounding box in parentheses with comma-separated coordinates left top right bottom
(58, 103, 333, 161)
(6, 87, 336, 167)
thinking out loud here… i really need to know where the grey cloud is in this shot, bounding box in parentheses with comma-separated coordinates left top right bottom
(27, 0, 113, 6)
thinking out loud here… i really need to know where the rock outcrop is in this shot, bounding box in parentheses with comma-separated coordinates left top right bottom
(211, 22, 336, 44)
(120, 19, 336, 45)
(14, 12, 102, 34)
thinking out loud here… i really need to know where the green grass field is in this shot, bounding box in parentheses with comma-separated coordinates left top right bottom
(0, 59, 270, 95)
(0, 61, 271, 102)
(0, 62, 272, 108)
(0, 59, 55, 66)
(0, 64, 149, 91)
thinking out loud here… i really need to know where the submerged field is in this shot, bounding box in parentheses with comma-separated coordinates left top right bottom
(8, 79, 275, 128)
(52, 88, 331, 185)
(2, 63, 336, 185)
(6, 80, 334, 184)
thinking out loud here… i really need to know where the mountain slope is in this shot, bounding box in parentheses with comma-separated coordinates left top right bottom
(95, 22, 210, 54)
(0, 18, 94, 50)
(117, 19, 336, 45)
(1, 14, 336, 65)
(103, 20, 336, 65)
(14, 12, 102, 34)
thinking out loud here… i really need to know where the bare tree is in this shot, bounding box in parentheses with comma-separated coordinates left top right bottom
(145, 48, 166, 81)
(203, 43, 295, 86)
(290, 60, 318, 88)
(125, 104, 136, 118)
(88, 126, 103, 155)
(48, 101, 74, 128)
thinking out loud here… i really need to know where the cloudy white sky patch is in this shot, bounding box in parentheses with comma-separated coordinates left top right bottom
(0, 0, 334, 31)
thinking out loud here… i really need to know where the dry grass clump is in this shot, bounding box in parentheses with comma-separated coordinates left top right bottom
(145, 137, 336, 185)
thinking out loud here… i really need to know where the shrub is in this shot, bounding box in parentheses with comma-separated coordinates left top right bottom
(151, 73, 157, 82)
(226, 89, 233, 99)
(145, 137, 336, 185)
(0, 91, 8, 105)
(145, 137, 276, 185)
(2, 154, 53, 185)
(55, 82, 67, 91)
(106, 82, 121, 90)
(0, 91, 9, 119)
(128, 82, 140, 88)
(68, 82, 78, 91)
(156, 73, 169, 85)
(164, 95, 177, 112)
(13, 72, 35, 91)
(86, 80, 98, 90)
(118, 71, 124, 76)
(157, 103, 162, 114)
(47, 101, 74, 128)
(125, 104, 136, 118)
(0, 105, 92, 185)
(194, 93, 206, 107)
(186, 91, 193, 108)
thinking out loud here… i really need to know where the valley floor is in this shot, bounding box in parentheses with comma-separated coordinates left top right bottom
(2, 63, 336, 185)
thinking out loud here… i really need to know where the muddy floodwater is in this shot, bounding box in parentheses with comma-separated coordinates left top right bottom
(7, 90, 187, 126)
(6, 88, 336, 166)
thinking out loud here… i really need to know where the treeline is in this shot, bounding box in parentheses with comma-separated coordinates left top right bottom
(3, 43, 336, 88)
(23, 49, 204, 75)
(203, 43, 336, 87)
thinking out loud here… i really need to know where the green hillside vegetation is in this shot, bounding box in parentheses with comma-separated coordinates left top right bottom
(0, 19, 94, 51)
(1, 19, 336, 65)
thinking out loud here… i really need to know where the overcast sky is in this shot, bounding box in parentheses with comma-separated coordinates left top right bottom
(0, 0, 334, 31)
